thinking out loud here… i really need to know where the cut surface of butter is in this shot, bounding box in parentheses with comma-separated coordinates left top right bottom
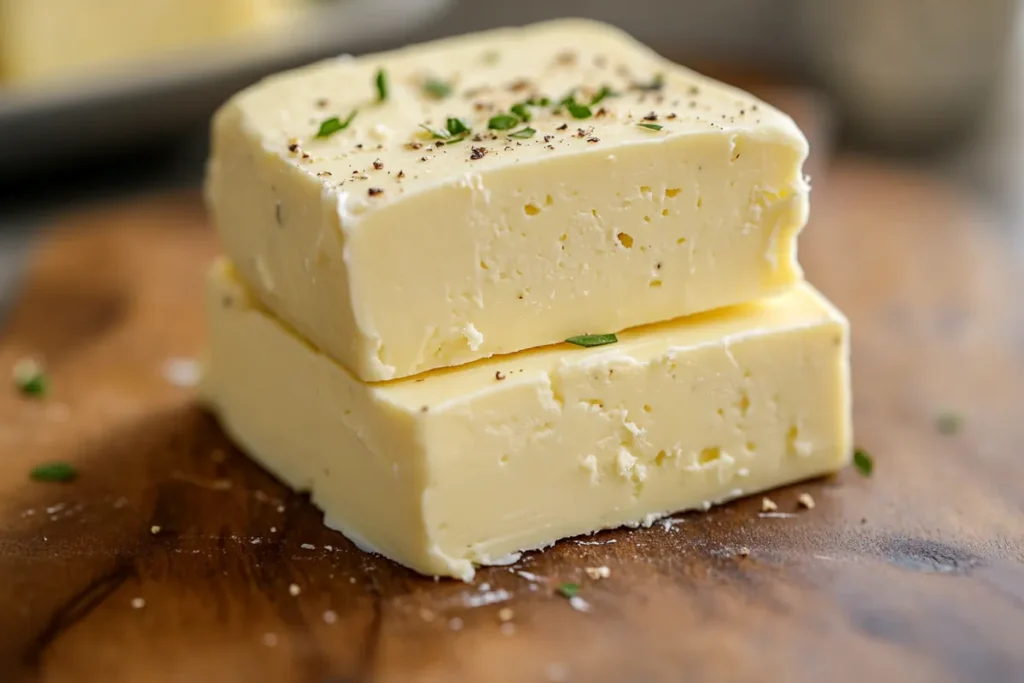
(205, 18, 811, 381)
(0, 0, 298, 85)
(201, 260, 851, 580)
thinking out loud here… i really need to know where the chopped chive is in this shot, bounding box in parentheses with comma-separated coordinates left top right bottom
(508, 127, 536, 139)
(527, 96, 551, 107)
(589, 85, 617, 105)
(488, 114, 519, 130)
(852, 448, 873, 477)
(314, 110, 357, 138)
(637, 123, 663, 131)
(445, 117, 471, 136)
(510, 103, 532, 121)
(442, 134, 469, 144)
(374, 68, 388, 102)
(423, 78, 451, 99)
(566, 333, 617, 348)
(31, 462, 78, 483)
(936, 413, 962, 434)
(556, 583, 580, 599)
(13, 358, 47, 397)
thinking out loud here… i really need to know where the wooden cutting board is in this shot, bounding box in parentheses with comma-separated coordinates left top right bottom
(1, 91, 1023, 683)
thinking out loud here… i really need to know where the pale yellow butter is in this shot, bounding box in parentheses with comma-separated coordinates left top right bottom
(0, 0, 297, 85)
(205, 18, 811, 381)
(201, 260, 850, 580)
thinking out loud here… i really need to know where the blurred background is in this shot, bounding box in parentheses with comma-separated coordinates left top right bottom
(1, 0, 1022, 315)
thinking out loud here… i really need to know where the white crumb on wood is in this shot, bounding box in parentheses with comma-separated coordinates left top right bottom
(131, 597, 145, 609)
(797, 492, 816, 509)
(463, 588, 511, 608)
(584, 566, 611, 580)
(568, 595, 591, 612)
(161, 357, 202, 387)
(288, 583, 301, 596)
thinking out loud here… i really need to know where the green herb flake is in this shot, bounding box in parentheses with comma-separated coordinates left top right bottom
(565, 333, 618, 348)
(556, 582, 580, 599)
(852, 448, 873, 477)
(314, 110, 357, 138)
(481, 50, 500, 65)
(13, 358, 47, 398)
(508, 127, 536, 139)
(510, 103, 532, 121)
(31, 462, 78, 483)
(527, 96, 551, 107)
(488, 114, 519, 131)
(423, 78, 451, 99)
(445, 117, 471, 136)
(936, 413, 963, 435)
(442, 134, 469, 145)
(637, 123, 663, 131)
(565, 101, 592, 120)
(589, 85, 617, 105)
(374, 68, 388, 102)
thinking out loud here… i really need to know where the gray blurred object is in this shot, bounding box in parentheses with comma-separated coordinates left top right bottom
(796, 0, 1022, 150)
(0, 0, 452, 175)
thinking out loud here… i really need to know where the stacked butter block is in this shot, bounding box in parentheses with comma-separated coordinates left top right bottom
(202, 19, 852, 580)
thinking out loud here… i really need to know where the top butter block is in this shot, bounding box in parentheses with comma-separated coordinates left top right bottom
(206, 18, 810, 381)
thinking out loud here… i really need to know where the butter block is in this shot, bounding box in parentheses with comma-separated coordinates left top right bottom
(201, 260, 851, 580)
(205, 18, 811, 381)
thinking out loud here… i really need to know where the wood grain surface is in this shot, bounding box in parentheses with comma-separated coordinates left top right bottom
(1, 93, 1023, 683)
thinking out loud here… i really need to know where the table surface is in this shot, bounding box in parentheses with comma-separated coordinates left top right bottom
(0, 91, 1023, 682)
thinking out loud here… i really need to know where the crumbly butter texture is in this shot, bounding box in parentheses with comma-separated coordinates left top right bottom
(0, 0, 297, 85)
(201, 261, 850, 580)
(206, 18, 811, 381)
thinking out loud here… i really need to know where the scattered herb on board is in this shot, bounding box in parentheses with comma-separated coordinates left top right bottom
(423, 78, 451, 99)
(30, 462, 77, 483)
(374, 68, 388, 102)
(315, 110, 357, 138)
(566, 333, 617, 348)
(637, 123, 663, 131)
(13, 358, 47, 397)
(936, 413, 962, 434)
(488, 114, 519, 131)
(853, 448, 873, 477)
(508, 127, 536, 139)
(556, 583, 580, 599)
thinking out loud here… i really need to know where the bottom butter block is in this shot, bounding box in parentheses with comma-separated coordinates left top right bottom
(201, 260, 852, 580)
